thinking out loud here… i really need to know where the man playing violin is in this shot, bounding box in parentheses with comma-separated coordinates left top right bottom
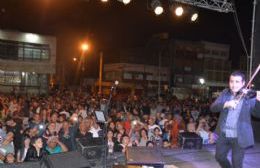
(210, 70, 260, 168)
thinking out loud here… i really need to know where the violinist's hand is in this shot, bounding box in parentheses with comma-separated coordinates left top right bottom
(242, 88, 249, 94)
(257, 91, 260, 102)
(224, 100, 239, 109)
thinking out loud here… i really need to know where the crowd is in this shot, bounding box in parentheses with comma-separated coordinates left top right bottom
(0, 89, 219, 165)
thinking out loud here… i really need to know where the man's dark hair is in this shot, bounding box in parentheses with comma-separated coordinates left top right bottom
(30, 136, 42, 146)
(5, 116, 14, 123)
(230, 70, 246, 82)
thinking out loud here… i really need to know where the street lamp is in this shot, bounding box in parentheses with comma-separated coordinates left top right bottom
(199, 78, 206, 99)
(80, 42, 90, 72)
(81, 43, 89, 52)
(199, 78, 205, 85)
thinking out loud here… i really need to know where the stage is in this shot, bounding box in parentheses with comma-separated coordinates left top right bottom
(127, 143, 260, 168)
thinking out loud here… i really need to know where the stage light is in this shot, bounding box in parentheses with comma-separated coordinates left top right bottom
(101, 0, 108, 2)
(151, 0, 164, 15)
(175, 6, 184, 16)
(191, 13, 198, 22)
(118, 0, 131, 5)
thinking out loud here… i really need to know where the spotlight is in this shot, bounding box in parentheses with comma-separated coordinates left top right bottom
(175, 6, 184, 16)
(118, 0, 131, 5)
(151, 0, 164, 15)
(101, 0, 108, 2)
(191, 13, 198, 22)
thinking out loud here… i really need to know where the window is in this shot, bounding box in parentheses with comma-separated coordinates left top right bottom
(0, 70, 21, 85)
(135, 74, 143, 80)
(212, 50, 220, 56)
(175, 75, 183, 83)
(27, 73, 39, 86)
(123, 72, 132, 79)
(0, 39, 50, 61)
(184, 66, 191, 72)
(146, 74, 153, 81)
(105, 72, 113, 80)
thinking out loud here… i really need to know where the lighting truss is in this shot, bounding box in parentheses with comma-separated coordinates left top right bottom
(170, 0, 234, 13)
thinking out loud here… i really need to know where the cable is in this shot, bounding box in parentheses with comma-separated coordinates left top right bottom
(232, 1, 250, 59)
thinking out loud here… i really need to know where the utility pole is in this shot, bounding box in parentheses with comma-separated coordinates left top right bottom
(249, 0, 257, 77)
(99, 51, 103, 95)
(158, 51, 161, 100)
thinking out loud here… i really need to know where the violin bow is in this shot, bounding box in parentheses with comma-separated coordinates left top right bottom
(246, 64, 260, 89)
(235, 64, 260, 102)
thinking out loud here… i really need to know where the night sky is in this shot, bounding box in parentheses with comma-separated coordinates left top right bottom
(0, 0, 254, 76)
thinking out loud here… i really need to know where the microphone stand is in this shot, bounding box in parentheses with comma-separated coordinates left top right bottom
(102, 82, 117, 168)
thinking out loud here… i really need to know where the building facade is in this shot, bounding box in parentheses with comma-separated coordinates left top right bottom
(102, 63, 170, 96)
(99, 34, 231, 99)
(0, 29, 56, 94)
(170, 40, 231, 98)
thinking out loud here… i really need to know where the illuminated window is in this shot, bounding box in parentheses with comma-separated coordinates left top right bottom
(0, 39, 50, 61)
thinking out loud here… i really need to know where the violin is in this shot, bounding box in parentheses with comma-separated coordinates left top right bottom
(234, 64, 260, 101)
(235, 88, 256, 100)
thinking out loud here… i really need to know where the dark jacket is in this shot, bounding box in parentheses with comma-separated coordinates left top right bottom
(24, 146, 46, 162)
(210, 88, 260, 148)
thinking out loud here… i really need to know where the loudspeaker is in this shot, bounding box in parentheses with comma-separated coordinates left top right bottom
(42, 151, 90, 168)
(77, 139, 126, 167)
(127, 147, 165, 168)
(107, 152, 126, 167)
(77, 140, 105, 167)
(178, 132, 203, 149)
(2, 161, 43, 168)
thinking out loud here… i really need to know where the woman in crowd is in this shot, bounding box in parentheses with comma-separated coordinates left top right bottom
(139, 128, 148, 147)
(107, 129, 115, 154)
(24, 137, 45, 161)
(16, 136, 31, 162)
